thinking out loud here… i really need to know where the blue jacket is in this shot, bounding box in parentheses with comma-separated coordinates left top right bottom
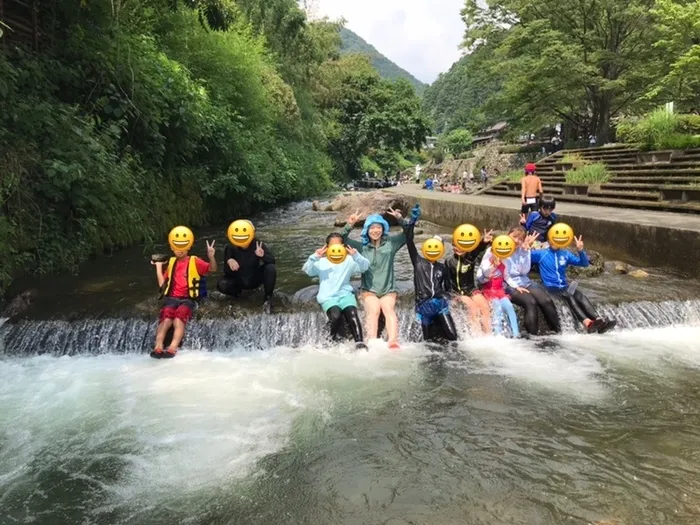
(525, 211, 558, 239)
(302, 251, 370, 305)
(531, 247, 589, 290)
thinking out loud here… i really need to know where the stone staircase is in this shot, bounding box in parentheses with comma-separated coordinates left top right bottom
(486, 145, 700, 213)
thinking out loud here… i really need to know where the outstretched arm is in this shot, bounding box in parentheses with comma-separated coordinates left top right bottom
(405, 220, 419, 265)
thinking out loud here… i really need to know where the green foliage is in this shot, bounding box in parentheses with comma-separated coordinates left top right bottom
(565, 164, 611, 185)
(561, 153, 589, 168)
(617, 109, 700, 150)
(339, 27, 427, 96)
(442, 129, 473, 155)
(318, 55, 430, 180)
(505, 169, 524, 182)
(423, 42, 502, 134)
(647, 0, 700, 112)
(461, 0, 662, 142)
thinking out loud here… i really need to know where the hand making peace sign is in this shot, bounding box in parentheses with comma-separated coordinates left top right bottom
(522, 232, 539, 250)
(206, 240, 216, 258)
(255, 241, 265, 258)
(347, 209, 362, 226)
(575, 235, 584, 251)
(387, 207, 403, 221)
(483, 229, 494, 243)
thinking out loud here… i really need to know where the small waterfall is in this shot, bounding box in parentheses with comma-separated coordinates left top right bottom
(0, 300, 698, 357)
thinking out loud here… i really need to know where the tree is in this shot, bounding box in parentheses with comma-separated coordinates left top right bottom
(648, 0, 700, 111)
(442, 128, 473, 154)
(462, 0, 662, 142)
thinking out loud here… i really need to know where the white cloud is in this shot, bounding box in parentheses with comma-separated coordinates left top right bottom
(312, 0, 465, 85)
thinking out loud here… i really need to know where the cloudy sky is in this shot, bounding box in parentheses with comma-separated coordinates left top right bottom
(312, 0, 466, 85)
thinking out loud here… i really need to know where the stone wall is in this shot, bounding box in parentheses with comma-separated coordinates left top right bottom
(388, 188, 700, 278)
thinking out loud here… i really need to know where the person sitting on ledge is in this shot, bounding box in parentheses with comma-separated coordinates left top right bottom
(531, 223, 617, 334)
(152, 226, 217, 359)
(303, 233, 370, 350)
(217, 219, 276, 314)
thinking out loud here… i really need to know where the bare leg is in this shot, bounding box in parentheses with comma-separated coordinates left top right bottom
(456, 295, 482, 334)
(472, 294, 492, 333)
(379, 293, 399, 344)
(169, 319, 186, 349)
(362, 293, 381, 340)
(154, 319, 173, 350)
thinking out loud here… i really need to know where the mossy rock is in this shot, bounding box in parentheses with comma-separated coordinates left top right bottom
(568, 249, 605, 278)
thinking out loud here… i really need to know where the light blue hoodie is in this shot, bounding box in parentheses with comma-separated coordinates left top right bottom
(303, 251, 370, 309)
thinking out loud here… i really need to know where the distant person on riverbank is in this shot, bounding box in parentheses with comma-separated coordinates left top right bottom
(217, 220, 277, 313)
(303, 233, 370, 350)
(522, 195, 558, 247)
(405, 216, 458, 343)
(520, 163, 543, 216)
(531, 225, 616, 334)
(341, 206, 415, 349)
(152, 226, 217, 358)
(480, 166, 488, 184)
(445, 224, 493, 335)
(505, 226, 561, 335)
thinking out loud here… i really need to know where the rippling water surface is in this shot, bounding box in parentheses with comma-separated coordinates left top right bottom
(2, 199, 700, 524)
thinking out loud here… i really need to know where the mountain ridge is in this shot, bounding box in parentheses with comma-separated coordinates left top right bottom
(339, 27, 427, 96)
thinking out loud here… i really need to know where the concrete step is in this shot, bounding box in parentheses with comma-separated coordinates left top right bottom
(611, 176, 700, 184)
(587, 189, 660, 201)
(484, 188, 700, 213)
(601, 183, 663, 191)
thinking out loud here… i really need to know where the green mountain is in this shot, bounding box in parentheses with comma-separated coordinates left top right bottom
(339, 27, 427, 96)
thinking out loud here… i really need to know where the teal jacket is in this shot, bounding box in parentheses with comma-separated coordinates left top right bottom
(341, 218, 408, 296)
(302, 252, 370, 305)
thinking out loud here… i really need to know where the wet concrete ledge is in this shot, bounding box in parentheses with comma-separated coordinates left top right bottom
(386, 185, 700, 278)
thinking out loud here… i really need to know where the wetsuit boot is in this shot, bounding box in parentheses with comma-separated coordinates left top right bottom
(343, 307, 367, 351)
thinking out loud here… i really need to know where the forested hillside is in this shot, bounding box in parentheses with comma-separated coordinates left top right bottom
(425, 0, 700, 143)
(340, 27, 427, 96)
(0, 0, 429, 294)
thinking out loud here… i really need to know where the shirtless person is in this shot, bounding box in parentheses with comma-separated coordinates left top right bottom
(521, 163, 543, 217)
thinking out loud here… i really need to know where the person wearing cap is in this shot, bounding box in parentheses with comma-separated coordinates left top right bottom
(341, 204, 420, 349)
(521, 163, 543, 216)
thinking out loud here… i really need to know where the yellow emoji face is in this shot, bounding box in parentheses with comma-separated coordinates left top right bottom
(548, 223, 574, 249)
(168, 226, 194, 252)
(452, 224, 482, 253)
(492, 235, 516, 259)
(327, 244, 348, 264)
(228, 220, 255, 248)
(422, 236, 445, 262)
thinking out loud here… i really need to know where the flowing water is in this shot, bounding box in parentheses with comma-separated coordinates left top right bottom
(2, 200, 700, 525)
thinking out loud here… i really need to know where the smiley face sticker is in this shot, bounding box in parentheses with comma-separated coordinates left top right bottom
(452, 224, 482, 253)
(491, 235, 516, 259)
(327, 244, 348, 264)
(168, 226, 194, 252)
(227, 220, 255, 249)
(547, 223, 575, 249)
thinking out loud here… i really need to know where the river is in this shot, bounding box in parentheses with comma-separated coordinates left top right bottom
(1, 200, 700, 524)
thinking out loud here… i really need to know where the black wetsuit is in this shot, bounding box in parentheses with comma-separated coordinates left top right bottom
(444, 241, 490, 295)
(508, 285, 561, 334)
(406, 224, 457, 343)
(217, 238, 276, 301)
(326, 306, 364, 346)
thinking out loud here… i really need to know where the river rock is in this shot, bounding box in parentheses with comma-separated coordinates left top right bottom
(568, 249, 605, 278)
(610, 261, 631, 274)
(2, 289, 37, 318)
(329, 190, 409, 228)
(311, 200, 321, 211)
(629, 269, 649, 279)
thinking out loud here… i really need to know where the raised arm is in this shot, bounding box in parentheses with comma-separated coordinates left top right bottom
(302, 253, 322, 277)
(405, 220, 419, 265)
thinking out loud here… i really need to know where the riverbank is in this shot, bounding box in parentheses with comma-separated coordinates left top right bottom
(386, 185, 700, 278)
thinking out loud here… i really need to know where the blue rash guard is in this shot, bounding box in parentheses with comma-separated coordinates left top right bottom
(530, 247, 590, 290)
(525, 211, 558, 239)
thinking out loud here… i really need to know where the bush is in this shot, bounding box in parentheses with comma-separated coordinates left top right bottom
(616, 109, 700, 150)
(565, 163, 611, 185)
(561, 152, 589, 167)
(505, 169, 523, 182)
